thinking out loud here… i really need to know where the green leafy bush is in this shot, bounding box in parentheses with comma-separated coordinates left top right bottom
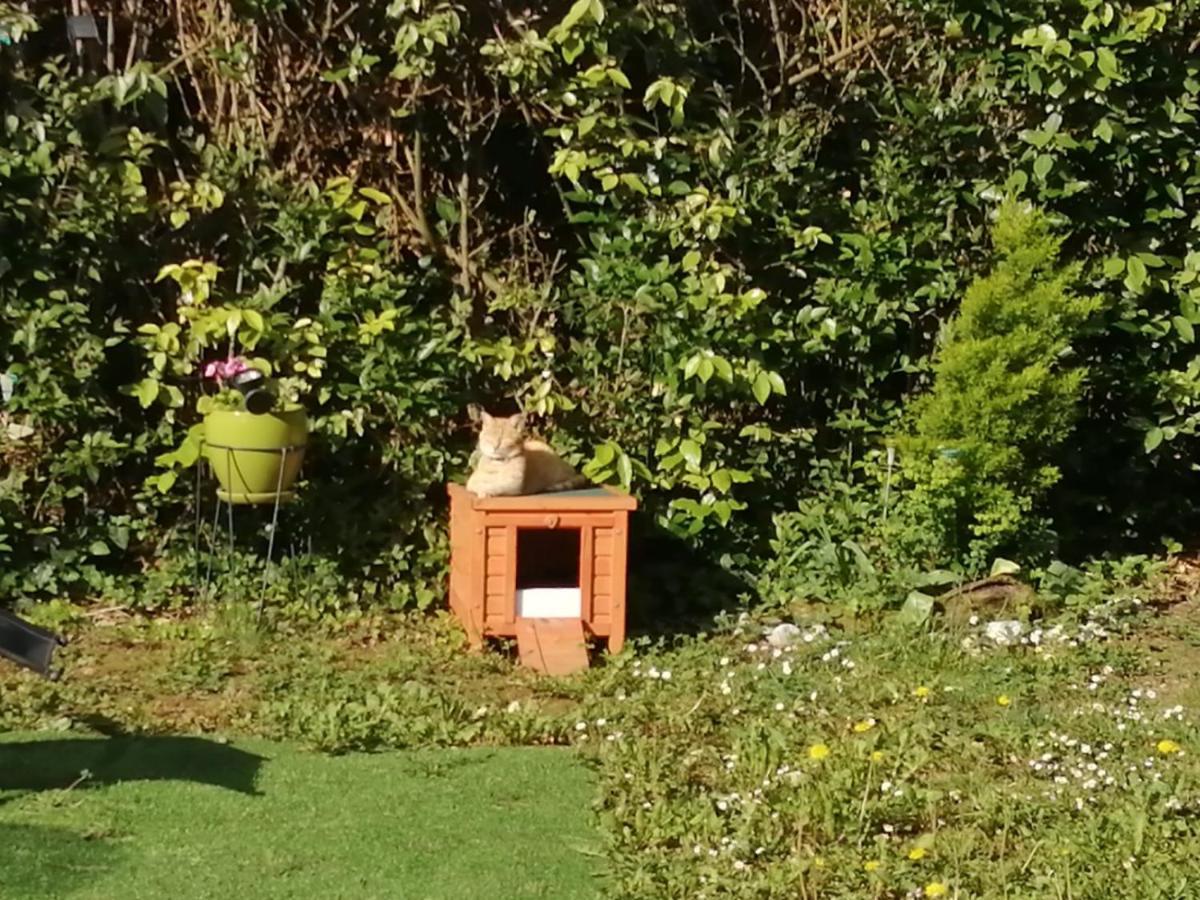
(4, 0, 1200, 610)
(896, 201, 1100, 566)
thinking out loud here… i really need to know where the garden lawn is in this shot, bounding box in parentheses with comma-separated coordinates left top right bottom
(0, 735, 598, 900)
(8, 576, 1200, 899)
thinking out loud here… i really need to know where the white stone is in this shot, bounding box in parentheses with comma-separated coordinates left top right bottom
(983, 620, 1024, 645)
(766, 623, 802, 649)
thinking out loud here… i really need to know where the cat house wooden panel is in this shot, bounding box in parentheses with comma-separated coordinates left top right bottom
(446, 483, 636, 655)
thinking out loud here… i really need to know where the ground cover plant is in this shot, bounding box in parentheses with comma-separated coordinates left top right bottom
(4, 558, 1200, 899)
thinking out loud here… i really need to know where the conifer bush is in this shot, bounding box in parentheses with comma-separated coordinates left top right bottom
(897, 200, 1101, 566)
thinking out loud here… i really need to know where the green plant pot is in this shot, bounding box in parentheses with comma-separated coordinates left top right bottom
(204, 407, 308, 505)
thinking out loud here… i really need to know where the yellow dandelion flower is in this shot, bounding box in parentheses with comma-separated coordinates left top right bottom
(814, 855, 826, 869)
(808, 743, 830, 761)
(925, 882, 949, 897)
(907, 847, 927, 861)
(863, 860, 881, 873)
(996, 694, 1011, 707)
(870, 750, 886, 763)
(1157, 739, 1183, 755)
(914, 686, 931, 699)
(853, 718, 876, 733)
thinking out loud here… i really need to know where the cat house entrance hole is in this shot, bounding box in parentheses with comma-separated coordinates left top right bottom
(516, 528, 582, 619)
(516, 528, 580, 589)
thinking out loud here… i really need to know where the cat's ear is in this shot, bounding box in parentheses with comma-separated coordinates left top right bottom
(509, 412, 528, 431)
(467, 404, 485, 425)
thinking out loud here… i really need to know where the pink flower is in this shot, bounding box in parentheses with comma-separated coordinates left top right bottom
(202, 357, 250, 383)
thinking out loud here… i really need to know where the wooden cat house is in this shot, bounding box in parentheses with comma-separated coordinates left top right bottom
(446, 483, 636, 675)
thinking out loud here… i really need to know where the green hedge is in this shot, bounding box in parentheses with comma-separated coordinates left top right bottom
(2, 0, 1199, 609)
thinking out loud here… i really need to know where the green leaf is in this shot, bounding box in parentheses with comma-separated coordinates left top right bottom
(131, 377, 160, 408)
(561, 36, 584, 64)
(898, 591, 934, 626)
(1096, 47, 1119, 79)
(619, 173, 647, 194)
(616, 453, 632, 486)
(243, 309, 265, 332)
(696, 357, 714, 383)
(600, 173, 619, 191)
(1144, 427, 1164, 452)
(683, 354, 701, 379)
(1173, 316, 1195, 343)
(712, 469, 732, 493)
(559, 0, 592, 33)
(359, 187, 392, 205)
(752, 371, 771, 405)
(1102, 256, 1125, 277)
(990, 558, 1021, 577)
(435, 195, 460, 223)
(1033, 154, 1053, 180)
(1094, 118, 1114, 144)
(679, 439, 702, 469)
(767, 372, 786, 396)
(711, 356, 733, 382)
(1125, 256, 1148, 291)
(682, 250, 701, 272)
(592, 442, 616, 466)
(608, 68, 631, 89)
(88, 540, 110, 556)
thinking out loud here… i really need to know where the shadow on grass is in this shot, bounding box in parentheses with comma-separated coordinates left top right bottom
(0, 735, 265, 802)
(0, 823, 123, 899)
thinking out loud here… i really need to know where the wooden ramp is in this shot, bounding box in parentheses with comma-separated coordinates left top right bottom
(515, 618, 590, 675)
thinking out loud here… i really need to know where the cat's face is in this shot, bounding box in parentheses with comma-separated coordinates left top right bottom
(477, 412, 526, 460)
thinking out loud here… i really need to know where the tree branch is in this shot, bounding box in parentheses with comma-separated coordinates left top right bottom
(787, 23, 897, 85)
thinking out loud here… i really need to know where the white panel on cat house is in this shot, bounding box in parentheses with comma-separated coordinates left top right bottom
(516, 587, 582, 618)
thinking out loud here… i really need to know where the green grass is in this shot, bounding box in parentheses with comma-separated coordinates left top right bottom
(0, 734, 599, 900)
(7, 581, 1200, 898)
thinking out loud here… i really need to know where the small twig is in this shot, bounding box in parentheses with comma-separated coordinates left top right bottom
(788, 24, 898, 85)
(765, 0, 788, 96)
(171, 0, 209, 119)
(616, 305, 630, 372)
(123, 0, 141, 70)
(71, 0, 84, 74)
(401, 126, 439, 252)
(104, 2, 115, 72)
(458, 77, 473, 297)
(458, 169, 471, 294)
(321, 0, 334, 39)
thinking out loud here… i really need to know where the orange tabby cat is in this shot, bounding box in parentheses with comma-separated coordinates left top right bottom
(466, 411, 587, 497)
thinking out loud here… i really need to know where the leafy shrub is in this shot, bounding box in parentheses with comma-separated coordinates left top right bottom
(896, 201, 1100, 568)
(4, 0, 1200, 612)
